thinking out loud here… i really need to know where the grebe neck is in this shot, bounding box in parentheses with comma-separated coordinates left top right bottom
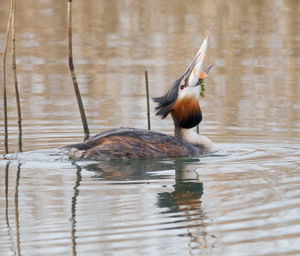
(174, 126, 215, 153)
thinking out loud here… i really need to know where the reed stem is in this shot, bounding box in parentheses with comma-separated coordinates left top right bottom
(11, 0, 22, 152)
(2, 0, 13, 154)
(67, 0, 89, 140)
(144, 70, 151, 130)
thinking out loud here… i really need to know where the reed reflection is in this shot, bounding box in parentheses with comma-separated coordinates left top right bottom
(15, 163, 21, 256)
(5, 162, 9, 228)
(4, 162, 22, 256)
(71, 165, 82, 256)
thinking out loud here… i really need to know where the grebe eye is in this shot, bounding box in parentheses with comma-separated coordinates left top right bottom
(180, 85, 184, 90)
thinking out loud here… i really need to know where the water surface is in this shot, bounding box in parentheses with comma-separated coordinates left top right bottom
(0, 0, 300, 255)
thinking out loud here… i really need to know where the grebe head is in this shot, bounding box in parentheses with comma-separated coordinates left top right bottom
(153, 31, 213, 129)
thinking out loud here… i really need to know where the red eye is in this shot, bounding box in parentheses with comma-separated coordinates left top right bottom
(180, 85, 184, 90)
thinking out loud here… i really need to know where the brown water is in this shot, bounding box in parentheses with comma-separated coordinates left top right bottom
(0, 0, 300, 255)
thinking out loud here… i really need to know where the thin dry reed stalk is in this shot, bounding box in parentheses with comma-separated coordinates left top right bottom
(11, 0, 22, 152)
(144, 71, 151, 130)
(2, 0, 13, 154)
(67, 0, 89, 140)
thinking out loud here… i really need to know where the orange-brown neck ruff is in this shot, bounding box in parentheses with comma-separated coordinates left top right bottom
(171, 97, 202, 129)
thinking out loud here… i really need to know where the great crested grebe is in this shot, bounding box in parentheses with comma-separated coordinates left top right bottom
(64, 32, 215, 160)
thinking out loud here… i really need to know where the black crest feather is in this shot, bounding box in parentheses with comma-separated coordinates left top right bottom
(152, 76, 182, 119)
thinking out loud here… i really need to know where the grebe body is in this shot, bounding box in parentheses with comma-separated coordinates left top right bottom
(64, 128, 209, 160)
(64, 32, 215, 160)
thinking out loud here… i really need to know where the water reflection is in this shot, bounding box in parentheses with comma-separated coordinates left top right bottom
(157, 177, 203, 214)
(157, 165, 207, 253)
(15, 164, 21, 256)
(3, 157, 211, 255)
(80, 159, 178, 180)
(78, 159, 209, 254)
(4, 162, 21, 256)
(71, 165, 82, 256)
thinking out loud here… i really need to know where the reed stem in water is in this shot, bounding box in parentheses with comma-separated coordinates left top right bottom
(11, 0, 22, 152)
(67, 0, 89, 140)
(2, 0, 13, 154)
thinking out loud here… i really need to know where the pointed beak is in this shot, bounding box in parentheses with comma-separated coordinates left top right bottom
(184, 31, 213, 87)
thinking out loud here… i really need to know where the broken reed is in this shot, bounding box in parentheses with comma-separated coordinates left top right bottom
(144, 70, 151, 130)
(12, 0, 23, 152)
(67, 0, 90, 141)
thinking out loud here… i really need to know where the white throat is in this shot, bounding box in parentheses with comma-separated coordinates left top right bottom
(175, 127, 215, 153)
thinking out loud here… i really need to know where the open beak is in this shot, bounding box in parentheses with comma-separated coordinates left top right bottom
(184, 31, 213, 87)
